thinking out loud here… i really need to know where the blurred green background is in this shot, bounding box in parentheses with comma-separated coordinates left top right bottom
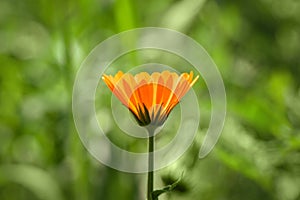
(1, 0, 300, 199)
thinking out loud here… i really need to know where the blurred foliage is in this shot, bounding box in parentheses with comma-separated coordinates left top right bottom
(0, 0, 300, 200)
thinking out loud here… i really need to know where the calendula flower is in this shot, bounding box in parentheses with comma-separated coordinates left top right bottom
(102, 70, 199, 127)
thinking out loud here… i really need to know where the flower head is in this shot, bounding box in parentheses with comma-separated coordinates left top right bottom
(102, 70, 199, 127)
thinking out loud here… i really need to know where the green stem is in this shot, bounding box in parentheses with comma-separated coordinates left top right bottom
(147, 131, 154, 200)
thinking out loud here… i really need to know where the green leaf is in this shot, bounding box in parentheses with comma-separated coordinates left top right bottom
(114, 0, 136, 32)
(152, 173, 183, 200)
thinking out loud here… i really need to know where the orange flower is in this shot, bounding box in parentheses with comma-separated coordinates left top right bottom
(102, 70, 199, 126)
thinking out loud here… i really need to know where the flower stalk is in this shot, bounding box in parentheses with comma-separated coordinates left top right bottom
(147, 134, 154, 200)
